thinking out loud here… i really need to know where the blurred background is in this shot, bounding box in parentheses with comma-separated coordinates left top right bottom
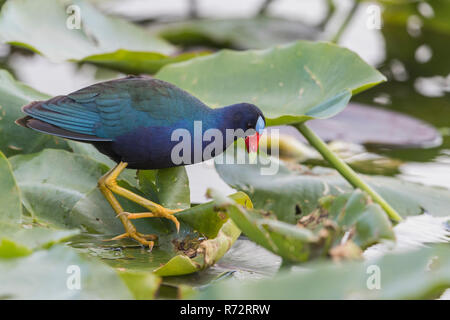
(1, 0, 449, 201)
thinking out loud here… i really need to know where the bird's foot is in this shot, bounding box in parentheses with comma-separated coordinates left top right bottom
(108, 230, 158, 251)
(118, 208, 182, 232)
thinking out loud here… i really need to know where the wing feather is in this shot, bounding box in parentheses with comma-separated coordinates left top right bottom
(20, 76, 210, 141)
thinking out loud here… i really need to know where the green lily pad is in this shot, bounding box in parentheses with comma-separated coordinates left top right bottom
(0, 0, 173, 58)
(210, 188, 394, 263)
(0, 70, 68, 157)
(67, 140, 115, 167)
(136, 166, 247, 239)
(117, 270, 162, 300)
(161, 238, 281, 289)
(215, 149, 450, 219)
(0, 222, 79, 258)
(0, 0, 202, 74)
(176, 198, 231, 239)
(81, 50, 209, 75)
(9, 149, 108, 226)
(67, 141, 139, 188)
(156, 40, 386, 126)
(68, 214, 242, 277)
(0, 245, 134, 299)
(138, 167, 191, 211)
(9, 148, 165, 234)
(153, 219, 241, 276)
(9, 147, 251, 276)
(68, 188, 166, 235)
(196, 244, 450, 299)
(0, 151, 22, 223)
(68, 192, 250, 276)
(324, 191, 395, 249)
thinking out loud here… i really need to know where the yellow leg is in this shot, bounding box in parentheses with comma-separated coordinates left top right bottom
(98, 166, 157, 249)
(98, 162, 181, 248)
(104, 162, 180, 231)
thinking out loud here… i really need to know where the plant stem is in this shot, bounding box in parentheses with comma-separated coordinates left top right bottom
(318, 0, 336, 30)
(331, 0, 360, 43)
(188, 0, 198, 19)
(258, 0, 275, 16)
(295, 123, 403, 222)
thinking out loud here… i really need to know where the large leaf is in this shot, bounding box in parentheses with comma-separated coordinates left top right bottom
(69, 218, 241, 279)
(101, 192, 248, 276)
(9, 148, 168, 234)
(196, 244, 450, 299)
(9, 149, 107, 226)
(67, 140, 115, 168)
(9, 148, 251, 276)
(156, 41, 386, 126)
(67, 140, 139, 189)
(0, 0, 172, 60)
(0, 151, 22, 223)
(69, 194, 248, 276)
(67, 187, 167, 235)
(81, 50, 209, 75)
(138, 167, 191, 211)
(210, 188, 394, 262)
(117, 270, 161, 300)
(0, 222, 78, 258)
(161, 238, 281, 289)
(136, 165, 240, 238)
(0, 0, 201, 74)
(215, 149, 450, 219)
(0, 70, 68, 157)
(6, 147, 156, 233)
(152, 220, 241, 276)
(0, 245, 133, 299)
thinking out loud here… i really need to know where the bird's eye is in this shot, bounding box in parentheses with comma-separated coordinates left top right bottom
(247, 122, 253, 129)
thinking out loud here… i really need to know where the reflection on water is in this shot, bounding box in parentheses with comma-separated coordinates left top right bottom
(400, 161, 450, 189)
(352, 1, 450, 189)
(415, 75, 450, 97)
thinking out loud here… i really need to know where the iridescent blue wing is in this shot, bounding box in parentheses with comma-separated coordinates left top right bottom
(20, 76, 209, 141)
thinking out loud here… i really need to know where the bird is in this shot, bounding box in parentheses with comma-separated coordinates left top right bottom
(16, 75, 265, 249)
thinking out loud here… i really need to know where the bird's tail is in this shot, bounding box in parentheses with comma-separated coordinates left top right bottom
(15, 100, 111, 142)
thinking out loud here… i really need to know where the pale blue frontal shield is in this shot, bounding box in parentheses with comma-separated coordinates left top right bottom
(256, 116, 265, 134)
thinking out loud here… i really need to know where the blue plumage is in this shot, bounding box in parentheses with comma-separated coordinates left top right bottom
(17, 75, 265, 169)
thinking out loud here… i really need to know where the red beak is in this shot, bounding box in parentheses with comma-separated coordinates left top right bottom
(245, 132, 261, 153)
